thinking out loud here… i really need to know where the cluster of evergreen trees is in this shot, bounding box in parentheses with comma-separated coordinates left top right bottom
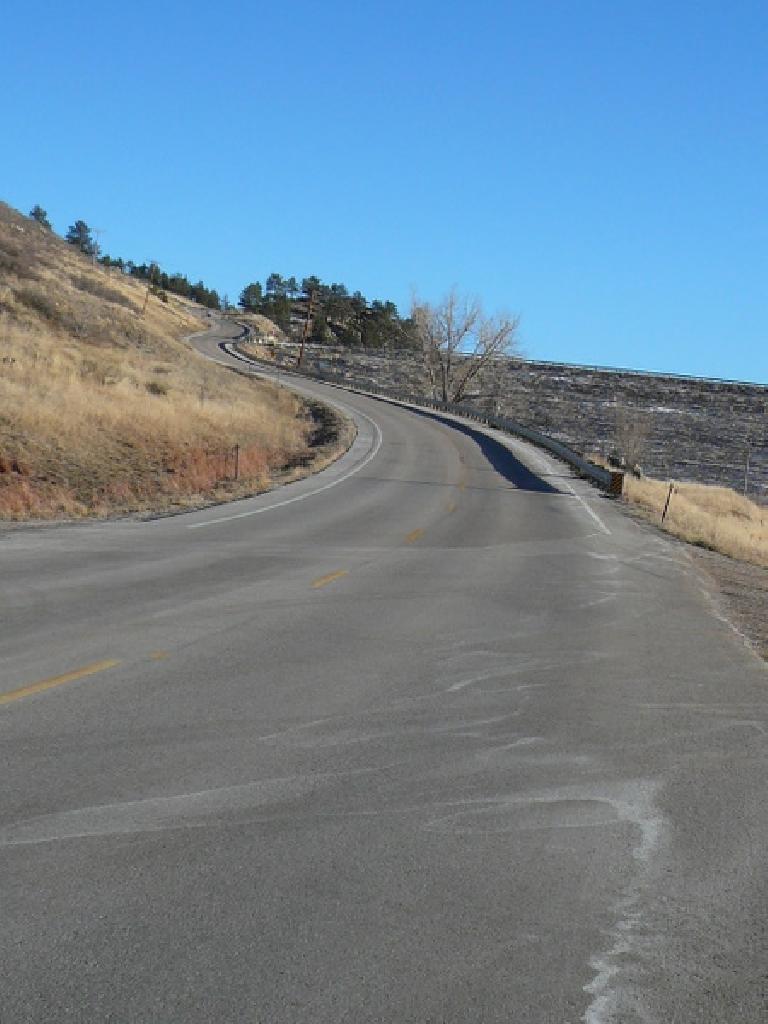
(116, 261, 221, 309)
(238, 273, 418, 349)
(26, 205, 416, 336)
(28, 206, 222, 310)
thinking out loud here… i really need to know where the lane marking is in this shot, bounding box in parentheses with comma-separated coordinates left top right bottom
(0, 660, 121, 706)
(553, 477, 612, 535)
(569, 488, 612, 535)
(312, 570, 349, 589)
(399, 401, 611, 537)
(150, 651, 169, 660)
(192, 334, 609, 538)
(405, 528, 424, 544)
(446, 501, 456, 514)
(515, 442, 612, 536)
(187, 405, 383, 529)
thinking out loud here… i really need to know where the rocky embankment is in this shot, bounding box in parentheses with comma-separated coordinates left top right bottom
(255, 342, 766, 500)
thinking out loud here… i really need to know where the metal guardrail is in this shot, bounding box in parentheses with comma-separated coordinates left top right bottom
(342, 388, 624, 496)
(226, 320, 768, 387)
(227, 327, 624, 496)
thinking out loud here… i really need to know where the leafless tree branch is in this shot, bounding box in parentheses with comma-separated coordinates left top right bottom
(412, 288, 520, 403)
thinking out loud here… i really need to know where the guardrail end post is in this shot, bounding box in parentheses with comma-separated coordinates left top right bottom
(608, 471, 624, 497)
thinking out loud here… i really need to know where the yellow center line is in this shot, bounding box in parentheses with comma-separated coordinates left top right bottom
(0, 659, 121, 706)
(446, 501, 456, 514)
(312, 570, 349, 589)
(405, 528, 424, 544)
(150, 651, 170, 661)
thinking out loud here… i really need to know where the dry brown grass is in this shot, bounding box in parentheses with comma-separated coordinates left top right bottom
(241, 341, 279, 362)
(623, 474, 768, 568)
(232, 312, 287, 341)
(0, 201, 314, 519)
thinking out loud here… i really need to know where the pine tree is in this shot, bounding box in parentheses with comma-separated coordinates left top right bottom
(65, 220, 99, 257)
(238, 282, 263, 311)
(29, 205, 52, 230)
(265, 273, 287, 297)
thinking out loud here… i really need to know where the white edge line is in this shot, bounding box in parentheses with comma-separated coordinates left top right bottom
(561, 481, 612, 536)
(191, 333, 609, 536)
(359, 391, 612, 537)
(495, 432, 612, 536)
(187, 405, 382, 529)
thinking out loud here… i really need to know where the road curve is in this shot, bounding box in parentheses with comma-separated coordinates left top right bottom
(1, 320, 766, 1023)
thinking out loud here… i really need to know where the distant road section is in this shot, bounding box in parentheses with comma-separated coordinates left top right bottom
(1, 320, 766, 1023)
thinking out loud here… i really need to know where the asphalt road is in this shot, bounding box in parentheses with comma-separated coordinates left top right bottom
(1, 320, 766, 1023)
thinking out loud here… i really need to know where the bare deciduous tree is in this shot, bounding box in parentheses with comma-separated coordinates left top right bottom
(613, 407, 650, 472)
(412, 289, 520, 403)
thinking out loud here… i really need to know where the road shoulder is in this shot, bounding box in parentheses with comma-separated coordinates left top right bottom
(688, 547, 768, 661)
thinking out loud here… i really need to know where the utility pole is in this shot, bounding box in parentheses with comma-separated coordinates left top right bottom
(297, 288, 316, 369)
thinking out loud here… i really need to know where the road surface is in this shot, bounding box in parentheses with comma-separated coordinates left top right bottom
(1, 320, 766, 1022)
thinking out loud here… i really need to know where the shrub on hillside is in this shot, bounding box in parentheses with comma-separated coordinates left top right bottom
(15, 286, 62, 325)
(0, 238, 38, 281)
(71, 274, 137, 311)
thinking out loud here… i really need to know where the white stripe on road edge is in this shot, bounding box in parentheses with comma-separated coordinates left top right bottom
(559, 480, 612, 536)
(192, 332, 609, 536)
(355, 391, 613, 539)
(518, 442, 611, 536)
(187, 406, 383, 529)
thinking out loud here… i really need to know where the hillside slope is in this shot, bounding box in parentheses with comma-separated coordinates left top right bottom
(0, 202, 319, 519)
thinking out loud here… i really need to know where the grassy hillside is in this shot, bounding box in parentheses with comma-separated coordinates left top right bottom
(0, 202, 319, 520)
(623, 475, 768, 568)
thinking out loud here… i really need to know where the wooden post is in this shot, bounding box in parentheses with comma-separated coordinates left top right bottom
(234, 444, 240, 481)
(297, 288, 315, 368)
(661, 482, 675, 524)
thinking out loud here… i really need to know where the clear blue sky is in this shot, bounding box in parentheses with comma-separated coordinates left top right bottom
(3, 1, 766, 381)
